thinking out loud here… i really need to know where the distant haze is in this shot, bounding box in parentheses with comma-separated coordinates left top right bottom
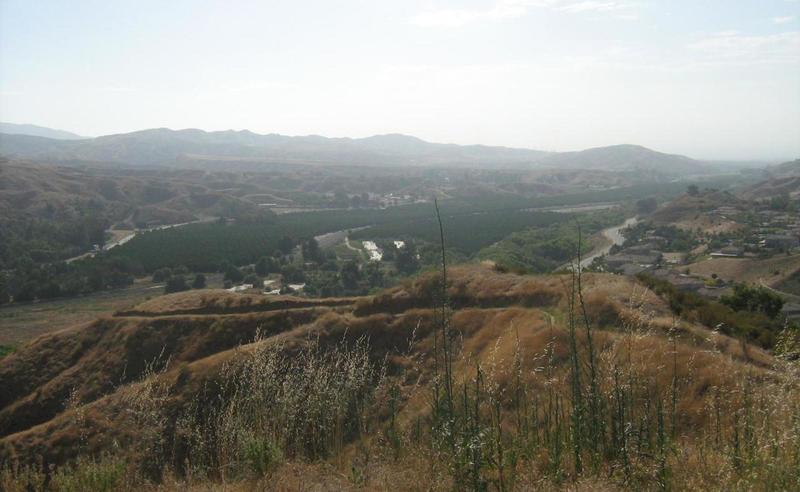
(1, 0, 798, 161)
(0, 122, 85, 140)
(0, 126, 763, 177)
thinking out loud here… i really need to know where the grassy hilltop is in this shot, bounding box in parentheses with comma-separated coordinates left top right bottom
(1, 264, 798, 491)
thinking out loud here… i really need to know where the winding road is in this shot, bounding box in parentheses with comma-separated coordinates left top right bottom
(562, 216, 638, 270)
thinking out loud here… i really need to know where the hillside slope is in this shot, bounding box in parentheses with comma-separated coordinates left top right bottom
(0, 122, 86, 140)
(738, 174, 800, 200)
(736, 158, 800, 200)
(0, 160, 271, 223)
(1, 265, 795, 490)
(649, 189, 745, 233)
(534, 144, 705, 175)
(687, 253, 800, 288)
(768, 158, 800, 178)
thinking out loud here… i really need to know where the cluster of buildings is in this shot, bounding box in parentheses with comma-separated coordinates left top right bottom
(226, 278, 305, 295)
(602, 231, 721, 296)
(376, 193, 424, 208)
(603, 202, 800, 305)
(362, 239, 406, 262)
(605, 243, 664, 277)
(708, 206, 800, 257)
(362, 241, 383, 261)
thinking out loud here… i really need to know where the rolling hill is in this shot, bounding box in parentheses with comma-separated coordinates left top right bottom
(534, 144, 703, 175)
(738, 174, 800, 200)
(534, 145, 760, 176)
(737, 158, 800, 200)
(0, 159, 270, 227)
(0, 127, 719, 174)
(649, 189, 745, 232)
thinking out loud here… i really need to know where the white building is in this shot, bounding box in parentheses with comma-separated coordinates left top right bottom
(363, 241, 383, 261)
(227, 284, 253, 292)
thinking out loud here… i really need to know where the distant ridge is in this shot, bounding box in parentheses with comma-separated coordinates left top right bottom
(0, 128, 551, 168)
(736, 158, 800, 200)
(534, 144, 702, 175)
(771, 158, 800, 177)
(0, 122, 86, 140)
(0, 126, 714, 175)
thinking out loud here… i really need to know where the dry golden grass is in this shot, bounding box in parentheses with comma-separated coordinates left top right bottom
(651, 191, 742, 230)
(1, 264, 798, 490)
(671, 215, 742, 234)
(687, 253, 800, 287)
(124, 290, 357, 316)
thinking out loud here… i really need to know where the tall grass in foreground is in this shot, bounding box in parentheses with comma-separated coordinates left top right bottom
(414, 210, 800, 491)
(3, 205, 800, 490)
(1, 337, 384, 490)
(171, 335, 380, 481)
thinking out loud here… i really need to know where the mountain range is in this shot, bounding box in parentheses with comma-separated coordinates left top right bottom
(0, 124, 735, 175)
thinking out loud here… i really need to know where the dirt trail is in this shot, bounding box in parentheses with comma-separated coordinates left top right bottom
(759, 278, 800, 303)
(114, 298, 357, 318)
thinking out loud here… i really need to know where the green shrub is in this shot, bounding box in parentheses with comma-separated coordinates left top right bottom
(241, 435, 283, 478)
(637, 273, 785, 348)
(243, 273, 261, 287)
(0, 345, 14, 359)
(721, 283, 784, 319)
(191, 273, 206, 289)
(164, 275, 189, 294)
(50, 455, 126, 492)
(152, 267, 172, 282)
(0, 462, 46, 492)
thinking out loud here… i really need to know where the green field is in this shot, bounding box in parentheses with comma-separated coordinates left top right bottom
(106, 195, 535, 271)
(350, 209, 570, 254)
(103, 179, 738, 273)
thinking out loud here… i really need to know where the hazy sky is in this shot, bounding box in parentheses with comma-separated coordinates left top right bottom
(1, 0, 798, 160)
